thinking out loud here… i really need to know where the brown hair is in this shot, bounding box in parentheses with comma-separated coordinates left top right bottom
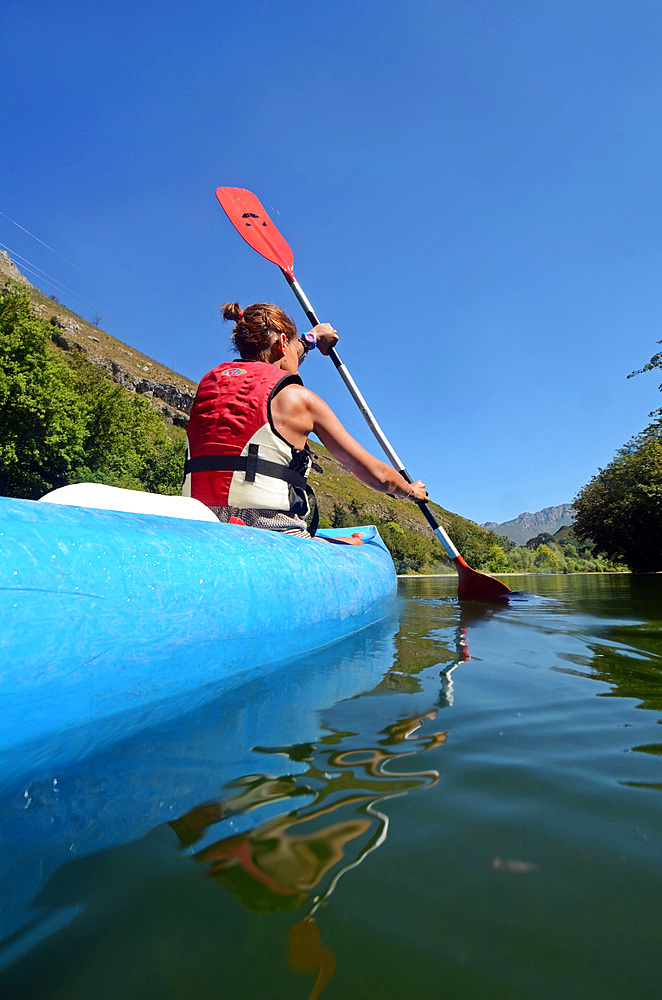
(221, 302, 298, 361)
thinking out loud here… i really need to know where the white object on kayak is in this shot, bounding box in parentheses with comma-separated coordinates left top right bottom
(39, 482, 220, 522)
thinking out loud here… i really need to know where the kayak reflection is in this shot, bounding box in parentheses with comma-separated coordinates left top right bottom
(0, 615, 399, 963)
(170, 600, 495, 917)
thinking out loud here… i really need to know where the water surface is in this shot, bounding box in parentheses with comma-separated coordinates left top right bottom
(1, 574, 661, 999)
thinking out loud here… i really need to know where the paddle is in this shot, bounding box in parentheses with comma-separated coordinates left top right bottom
(215, 186, 512, 602)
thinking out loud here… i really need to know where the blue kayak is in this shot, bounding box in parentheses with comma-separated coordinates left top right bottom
(0, 485, 396, 758)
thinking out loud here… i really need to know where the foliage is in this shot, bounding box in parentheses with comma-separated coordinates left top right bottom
(501, 546, 535, 573)
(325, 500, 443, 572)
(491, 538, 619, 575)
(498, 535, 516, 553)
(376, 521, 433, 574)
(573, 421, 662, 572)
(483, 543, 511, 573)
(0, 285, 86, 496)
(628, 339, 662, 417)
(526, 532, 554, 550)
(534, 543, 563, 572)
(0, 284, 185, 499)
(567, 336, 662, 573)
(331, 502, 352, 528)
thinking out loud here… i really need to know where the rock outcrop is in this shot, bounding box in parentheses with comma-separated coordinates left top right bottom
(103, 361, 195, 425)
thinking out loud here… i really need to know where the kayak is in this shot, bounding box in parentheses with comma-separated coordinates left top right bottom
(0, 484, 396, 760)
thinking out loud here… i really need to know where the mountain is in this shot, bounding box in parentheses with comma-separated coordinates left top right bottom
(482, 504, 575, 546)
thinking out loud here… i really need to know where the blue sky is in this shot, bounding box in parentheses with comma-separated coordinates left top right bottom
(2, 0, 661, 524)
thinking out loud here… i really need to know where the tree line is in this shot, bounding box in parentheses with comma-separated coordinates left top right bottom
(572, 341, 662, 573)
(325, 501, 621, 575)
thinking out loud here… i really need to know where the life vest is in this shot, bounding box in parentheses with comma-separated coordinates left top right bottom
(182, 360, 316, 528)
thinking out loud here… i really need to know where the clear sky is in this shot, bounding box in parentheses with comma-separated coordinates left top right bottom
(2, 0, 661, 524)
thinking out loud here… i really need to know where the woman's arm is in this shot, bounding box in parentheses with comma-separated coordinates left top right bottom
(271, 385, 428, 501)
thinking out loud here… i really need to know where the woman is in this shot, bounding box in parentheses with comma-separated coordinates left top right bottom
(182, 302, 427, 537)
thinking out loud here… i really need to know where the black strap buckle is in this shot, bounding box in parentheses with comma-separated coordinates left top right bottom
(244, 443, 259, 483)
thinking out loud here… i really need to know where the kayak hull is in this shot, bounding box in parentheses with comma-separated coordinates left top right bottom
(0, 494, 396, 754)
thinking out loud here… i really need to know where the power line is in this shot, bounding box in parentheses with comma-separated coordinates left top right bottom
(0, 203, 217, 333)
(0, 241, 102, 314)
(0, 210, 114, 291)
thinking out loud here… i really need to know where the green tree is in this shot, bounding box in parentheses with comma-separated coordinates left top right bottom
(69, 352, 185, 494)
(331, 502, 352, 528)
(0, 284, 87, 496)
(505, 546, 536, 572)
(484, 542, 511, 573)
(0, 283, 185, 499)
(534, 543, 563, 573)
(526, 532, 554, 550)
(573, 421, 662, 572)
(378, 521, 432, 573)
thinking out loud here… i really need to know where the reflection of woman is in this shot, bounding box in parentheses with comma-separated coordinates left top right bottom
(182, 302, 427, 537)
(171, 712, 443, 913)
(194, 804, 372, 910)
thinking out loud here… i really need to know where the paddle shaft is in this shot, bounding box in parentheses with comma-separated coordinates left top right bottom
(285, 273, 460, 561)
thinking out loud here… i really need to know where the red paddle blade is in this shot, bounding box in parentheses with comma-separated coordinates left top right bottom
(215, 187, 295, 278)
(453, 555, 512, 602)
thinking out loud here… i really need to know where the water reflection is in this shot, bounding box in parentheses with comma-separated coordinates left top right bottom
(0, 586, 500, 997)
(171, 714, 444, 997)
(0, 615, 398, 965)
(173, 720, 445, 910)
(165, 599, 499, 998)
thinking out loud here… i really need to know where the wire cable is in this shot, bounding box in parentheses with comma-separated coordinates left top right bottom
(0, 241, 103, 315)
(0, 205, 217, 333)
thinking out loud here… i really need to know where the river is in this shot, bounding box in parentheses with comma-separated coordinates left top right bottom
(1, 574, 660, 999)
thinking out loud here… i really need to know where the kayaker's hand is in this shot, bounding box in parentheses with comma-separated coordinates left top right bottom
(310, 323, 339, 355)
(407, 480, 428, 502)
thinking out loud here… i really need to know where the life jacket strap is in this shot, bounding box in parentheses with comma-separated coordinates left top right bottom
(184, 450, 320, 536)
(183, 453, 309, 489)
(245, 443, 259, 483)
(306, 485, 319, 537)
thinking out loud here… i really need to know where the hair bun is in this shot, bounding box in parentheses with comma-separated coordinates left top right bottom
(221, 302, 243, 323)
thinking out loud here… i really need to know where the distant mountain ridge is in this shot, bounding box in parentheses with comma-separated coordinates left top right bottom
(482, 504, 575, 546)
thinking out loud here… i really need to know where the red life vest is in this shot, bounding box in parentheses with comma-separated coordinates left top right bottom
(182, 360, 314, 519)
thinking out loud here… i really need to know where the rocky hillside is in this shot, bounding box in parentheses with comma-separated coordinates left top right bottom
(0, 250, 196, 427)
(483, 503, 575, 546)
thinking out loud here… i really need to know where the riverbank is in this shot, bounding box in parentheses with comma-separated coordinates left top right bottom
(397, 570, 632, 578)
